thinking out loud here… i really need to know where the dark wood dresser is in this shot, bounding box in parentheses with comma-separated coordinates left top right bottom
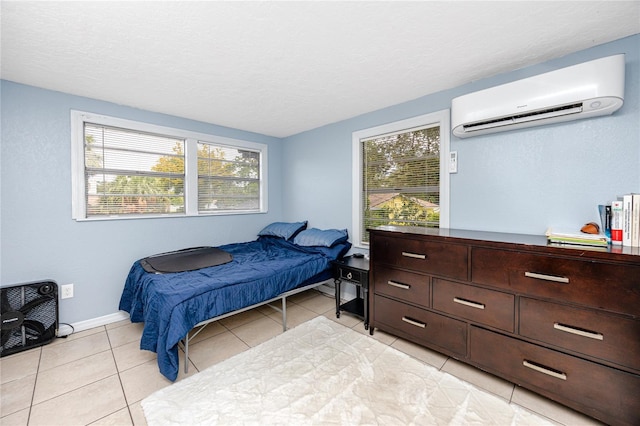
(369, 226, 640, 426)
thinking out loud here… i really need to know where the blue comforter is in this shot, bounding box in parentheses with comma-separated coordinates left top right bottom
(119, 237, 349, 381)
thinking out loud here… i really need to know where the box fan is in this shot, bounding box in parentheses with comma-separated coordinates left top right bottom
(1, 281, 58, 357)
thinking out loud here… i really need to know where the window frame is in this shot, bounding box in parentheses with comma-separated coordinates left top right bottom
(351, 110, 450, 248)
(71, 110, 268, 221)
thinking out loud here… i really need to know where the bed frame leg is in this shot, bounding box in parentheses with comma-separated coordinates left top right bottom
(281, 296, 287, 332)
(184, 336, 190, 374)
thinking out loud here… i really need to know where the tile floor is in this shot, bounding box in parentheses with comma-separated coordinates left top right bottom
(1, 289, 602, 426)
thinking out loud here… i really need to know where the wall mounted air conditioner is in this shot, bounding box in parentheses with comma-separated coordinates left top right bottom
(451, 54, 625, 138)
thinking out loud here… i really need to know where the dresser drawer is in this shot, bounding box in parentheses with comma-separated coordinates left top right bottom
(520, 297, 640, 372)
(373, 266, 430, 308)
(374, 235, 468, 280)
(472, 247, 640, 314)
(374, 295, 466, 357)
(470, 326, 640, 426)
(433, 279, 514, 332)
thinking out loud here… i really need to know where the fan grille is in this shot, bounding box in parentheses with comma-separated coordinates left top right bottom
(1, 282, 58, 357)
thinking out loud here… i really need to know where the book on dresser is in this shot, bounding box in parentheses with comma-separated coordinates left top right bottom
(611, 200, 624, 245)
(368, 226, 640, 426)
(614, 193, 640, 247)
(620, 194, 633, 246)
(631, 193, 640, 247)
(598, 203, 612, 240)
(545, 227, 608, 247)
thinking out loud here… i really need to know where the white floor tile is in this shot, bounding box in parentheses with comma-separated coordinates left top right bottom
(0, 348, 40, 384)
(29, 375, 126, 426)
(33, 350, 117, 405)
(39, 331, 110, 371)
(441, 358, 514, 401)
(188, 330, 249, 372)
(0, 373, 36, 417)
(511, 386, 605, 425)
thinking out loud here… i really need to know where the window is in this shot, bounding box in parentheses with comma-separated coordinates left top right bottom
(197, 143, 261, 213)
(352, 111, 450, 246)
(71, 111, 268, 220)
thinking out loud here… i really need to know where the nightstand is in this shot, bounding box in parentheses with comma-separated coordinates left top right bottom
(332, 256, 370, 329)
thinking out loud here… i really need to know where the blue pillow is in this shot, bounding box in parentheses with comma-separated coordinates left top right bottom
(293, 228, 348, 247)
(257, 221, 307, 240)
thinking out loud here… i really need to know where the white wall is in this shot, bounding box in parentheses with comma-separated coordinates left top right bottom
(282, 35, 639, 241)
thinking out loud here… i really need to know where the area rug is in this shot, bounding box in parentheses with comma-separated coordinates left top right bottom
(142, 316, 553, 425)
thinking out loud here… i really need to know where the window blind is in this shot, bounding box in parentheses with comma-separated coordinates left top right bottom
(84, 123, 185, 217)
(361, 125, 440, 242)
(197, 142, 260, 212)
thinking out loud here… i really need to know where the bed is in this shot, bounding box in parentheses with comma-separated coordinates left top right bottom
(119, 222, 351, 381)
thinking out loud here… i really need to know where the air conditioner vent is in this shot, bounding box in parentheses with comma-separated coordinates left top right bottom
(463, 103, 584, 133)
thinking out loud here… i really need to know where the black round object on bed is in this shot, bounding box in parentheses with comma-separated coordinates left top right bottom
(140, 247, 233, 274)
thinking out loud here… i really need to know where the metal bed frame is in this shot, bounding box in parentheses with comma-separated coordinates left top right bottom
(179, 279, 330, 373)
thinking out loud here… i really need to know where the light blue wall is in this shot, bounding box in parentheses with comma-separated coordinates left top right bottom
(1, 82, 283, 324)
(2, 35, 638, 326)
(282, 35, 640, 240)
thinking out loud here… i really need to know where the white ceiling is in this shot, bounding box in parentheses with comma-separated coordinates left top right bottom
(2, 1, 639, 138)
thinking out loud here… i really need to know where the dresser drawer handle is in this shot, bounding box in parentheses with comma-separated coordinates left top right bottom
(553, 323, 603, 341)
(453, 297, 485, 310)
(402, 252, 427, 260)
(346, 272, 353, 280)
(387, 280, 411, 290)
(523, 360, 567, 381)
(401, 316, 426, 328)
(524, 272, 569, 284)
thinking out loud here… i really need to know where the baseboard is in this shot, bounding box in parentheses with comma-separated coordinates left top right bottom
(58, 311, 130, 337)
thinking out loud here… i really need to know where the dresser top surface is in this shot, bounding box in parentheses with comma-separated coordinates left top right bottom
(369, 226, 640, 263)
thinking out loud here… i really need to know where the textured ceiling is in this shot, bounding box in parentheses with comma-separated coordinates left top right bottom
(2, 1, 639, 138)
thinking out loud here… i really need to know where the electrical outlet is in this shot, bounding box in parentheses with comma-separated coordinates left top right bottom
(449, 151, 458, 173)
(61, 284, 74, 299)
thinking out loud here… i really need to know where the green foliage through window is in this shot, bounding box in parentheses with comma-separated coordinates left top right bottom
(362, 126, 440, 242)
(197, 143, 260, 212)
(81, 123, 263, 218)
(84, 124, 185, 216)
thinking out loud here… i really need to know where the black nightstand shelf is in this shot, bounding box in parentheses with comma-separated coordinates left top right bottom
(332, 256, 370, 329)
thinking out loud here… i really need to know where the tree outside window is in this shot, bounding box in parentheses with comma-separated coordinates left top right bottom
(76, 115, 265, 220)
(361, 126, 441, 243)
